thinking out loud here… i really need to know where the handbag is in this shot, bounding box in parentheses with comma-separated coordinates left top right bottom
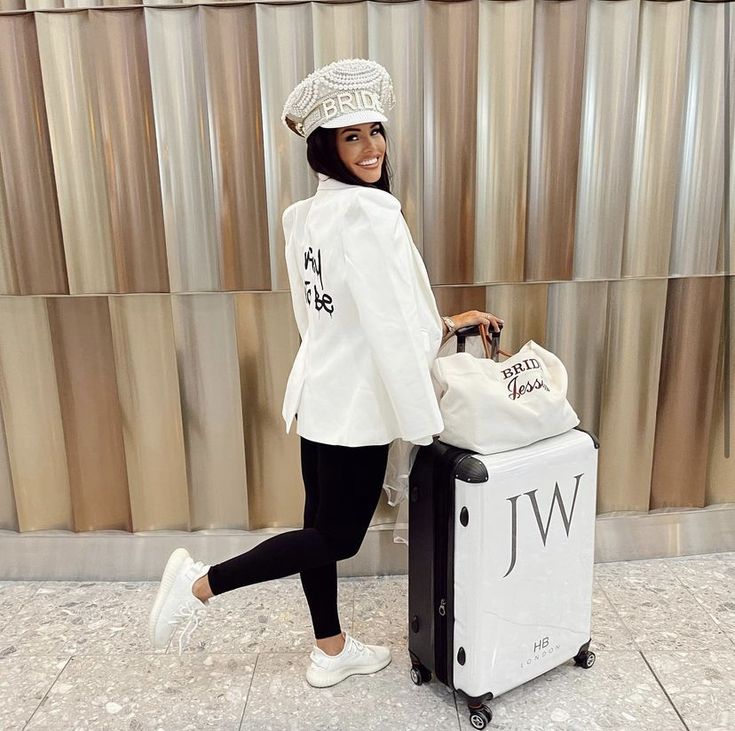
(430, 323, 579, 455)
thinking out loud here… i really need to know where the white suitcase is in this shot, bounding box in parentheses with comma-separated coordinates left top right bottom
(408, 427, 598, 729)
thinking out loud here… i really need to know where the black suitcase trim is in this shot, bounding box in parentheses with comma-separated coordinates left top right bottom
(573, 425, 600, 449)
(409, 439, 473, 688)
(454, 454, 489, 483)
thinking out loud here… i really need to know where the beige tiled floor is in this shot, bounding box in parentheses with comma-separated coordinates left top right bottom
(1, 552, 734, 730)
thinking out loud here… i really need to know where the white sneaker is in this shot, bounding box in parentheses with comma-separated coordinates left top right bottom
(305, 634, 392, 688)
(148, 547, 211, 655)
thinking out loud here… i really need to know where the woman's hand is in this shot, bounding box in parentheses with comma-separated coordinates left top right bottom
(449, 310, 505, 334)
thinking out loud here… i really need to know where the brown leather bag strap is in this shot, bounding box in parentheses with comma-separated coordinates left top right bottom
(478, 322, 493, 359)
(478, 322, 512, 360)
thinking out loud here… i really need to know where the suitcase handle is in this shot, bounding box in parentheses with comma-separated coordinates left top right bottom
(455, 323, 509, 362)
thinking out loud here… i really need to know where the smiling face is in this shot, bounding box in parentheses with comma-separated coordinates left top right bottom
(335, 122, 387, 184)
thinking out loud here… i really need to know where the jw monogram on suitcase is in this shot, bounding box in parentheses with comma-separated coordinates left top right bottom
(408, 327, 599, 729)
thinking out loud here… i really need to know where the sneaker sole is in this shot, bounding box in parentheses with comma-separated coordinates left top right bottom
(305, 656, 392, 688)
(148, 547, 190, 649)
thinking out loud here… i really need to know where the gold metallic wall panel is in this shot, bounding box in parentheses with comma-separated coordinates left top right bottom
(716, 7, 734, 276)
(35, 11, 117, 294)
(0, 159, 13, 295)
(623, 0, 689, 278)
(171, 294, 249, 529)
(670, 1, 726, 276)
(546, 281, 609, 437)
(145, 6, 220, 292)
(0, 14, 67, 295)
(597, 279, 667, 513)
(433, 286, 487, 325)
(108, 295, 190, 531)
(0, 408, 19, 531)
(256, 2, 315, 291)
(0, 0, 25, 8)
(650, 277, 724, 509)
(47, 297, 131, 531)
(730, 10, 735, 274)
(234, 292, 302, 529)
(312, 1, 368, 67)
(525, 0, 587, 282)
(474, 0, 533, 284)
(88, 9, 170, 294)
(433, 287, 488, 358)
(0, 0, 732, 536)
(201, 5, 271, 292)
(368, 0, 424, 246)
(25, 0, 64, 8)
(0, 298, 72, 531)
(706, 278, 734, 505)
(485, 283, 548, 354)
(423, 0, 478, 284)
(573, 0, 639, 281)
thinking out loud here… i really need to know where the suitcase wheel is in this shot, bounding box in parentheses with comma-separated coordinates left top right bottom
(573, 649, 596, 669)
(468, 705, 492, 729)
(409, 665, 432, 685)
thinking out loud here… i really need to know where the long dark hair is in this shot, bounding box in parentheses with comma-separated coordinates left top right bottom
(306, 123, 393, 194)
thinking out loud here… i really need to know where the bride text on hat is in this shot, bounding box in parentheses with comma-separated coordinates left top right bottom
(321, 90, 380, 120)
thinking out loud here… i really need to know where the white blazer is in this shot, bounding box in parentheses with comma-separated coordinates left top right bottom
(281, 173, 444, 447)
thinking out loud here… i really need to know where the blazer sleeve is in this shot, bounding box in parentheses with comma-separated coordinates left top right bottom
(343, 189, 443, 445)
(282, 202, 309, 340)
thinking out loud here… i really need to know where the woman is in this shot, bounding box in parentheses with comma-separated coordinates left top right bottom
(148, 58, 504, 688)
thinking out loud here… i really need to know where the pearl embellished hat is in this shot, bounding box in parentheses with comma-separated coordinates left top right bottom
(282, 58, 396, 139)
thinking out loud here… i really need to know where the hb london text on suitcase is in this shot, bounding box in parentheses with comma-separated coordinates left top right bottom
(408, 325, 599, 730)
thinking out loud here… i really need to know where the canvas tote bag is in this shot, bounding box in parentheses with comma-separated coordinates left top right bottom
(430, 324, 579, 454)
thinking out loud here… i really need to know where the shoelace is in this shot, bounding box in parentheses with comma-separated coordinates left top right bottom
(347, 636, 366, 654)
(169, 602, 208, 656)
(312, 636, 367, 667)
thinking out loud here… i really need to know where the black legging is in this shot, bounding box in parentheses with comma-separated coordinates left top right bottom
(206, 436, 390, 639)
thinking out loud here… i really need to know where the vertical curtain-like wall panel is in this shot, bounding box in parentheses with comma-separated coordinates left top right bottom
(145, 7, 220, 293)
(623, 0, 689, 278)
(108, 295, 190, 532)
(525, 0, 587, 282)
(597, 278, 668, 513)
(730, 8, 735, 270)
(0, 0, 732, 536)
(89, 8, 169, 294)
(368, 0, 424, 246)
(475, 0, 534, 284)
(36, 11, 117, 294)
(546, 281, 610, 438)
(312, 1, 368, 66)
(573, 0, 639, 280)
(0, 297, 72, 531)
(0, 401, 18, 531)
(171, 294, 249, 530)
(24, 1, 64, 14)
(484, 283, 548, 353)
(706, 277, 734, 505)
(670, 0, 726, 276)
(0, 153, 14, 295)
(46, 297, 131, 531)
(650, 276, 725, 508)
(0, 14, 67, 295)
(200, 5, 271, 292)
(423, 0, 479, 284)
